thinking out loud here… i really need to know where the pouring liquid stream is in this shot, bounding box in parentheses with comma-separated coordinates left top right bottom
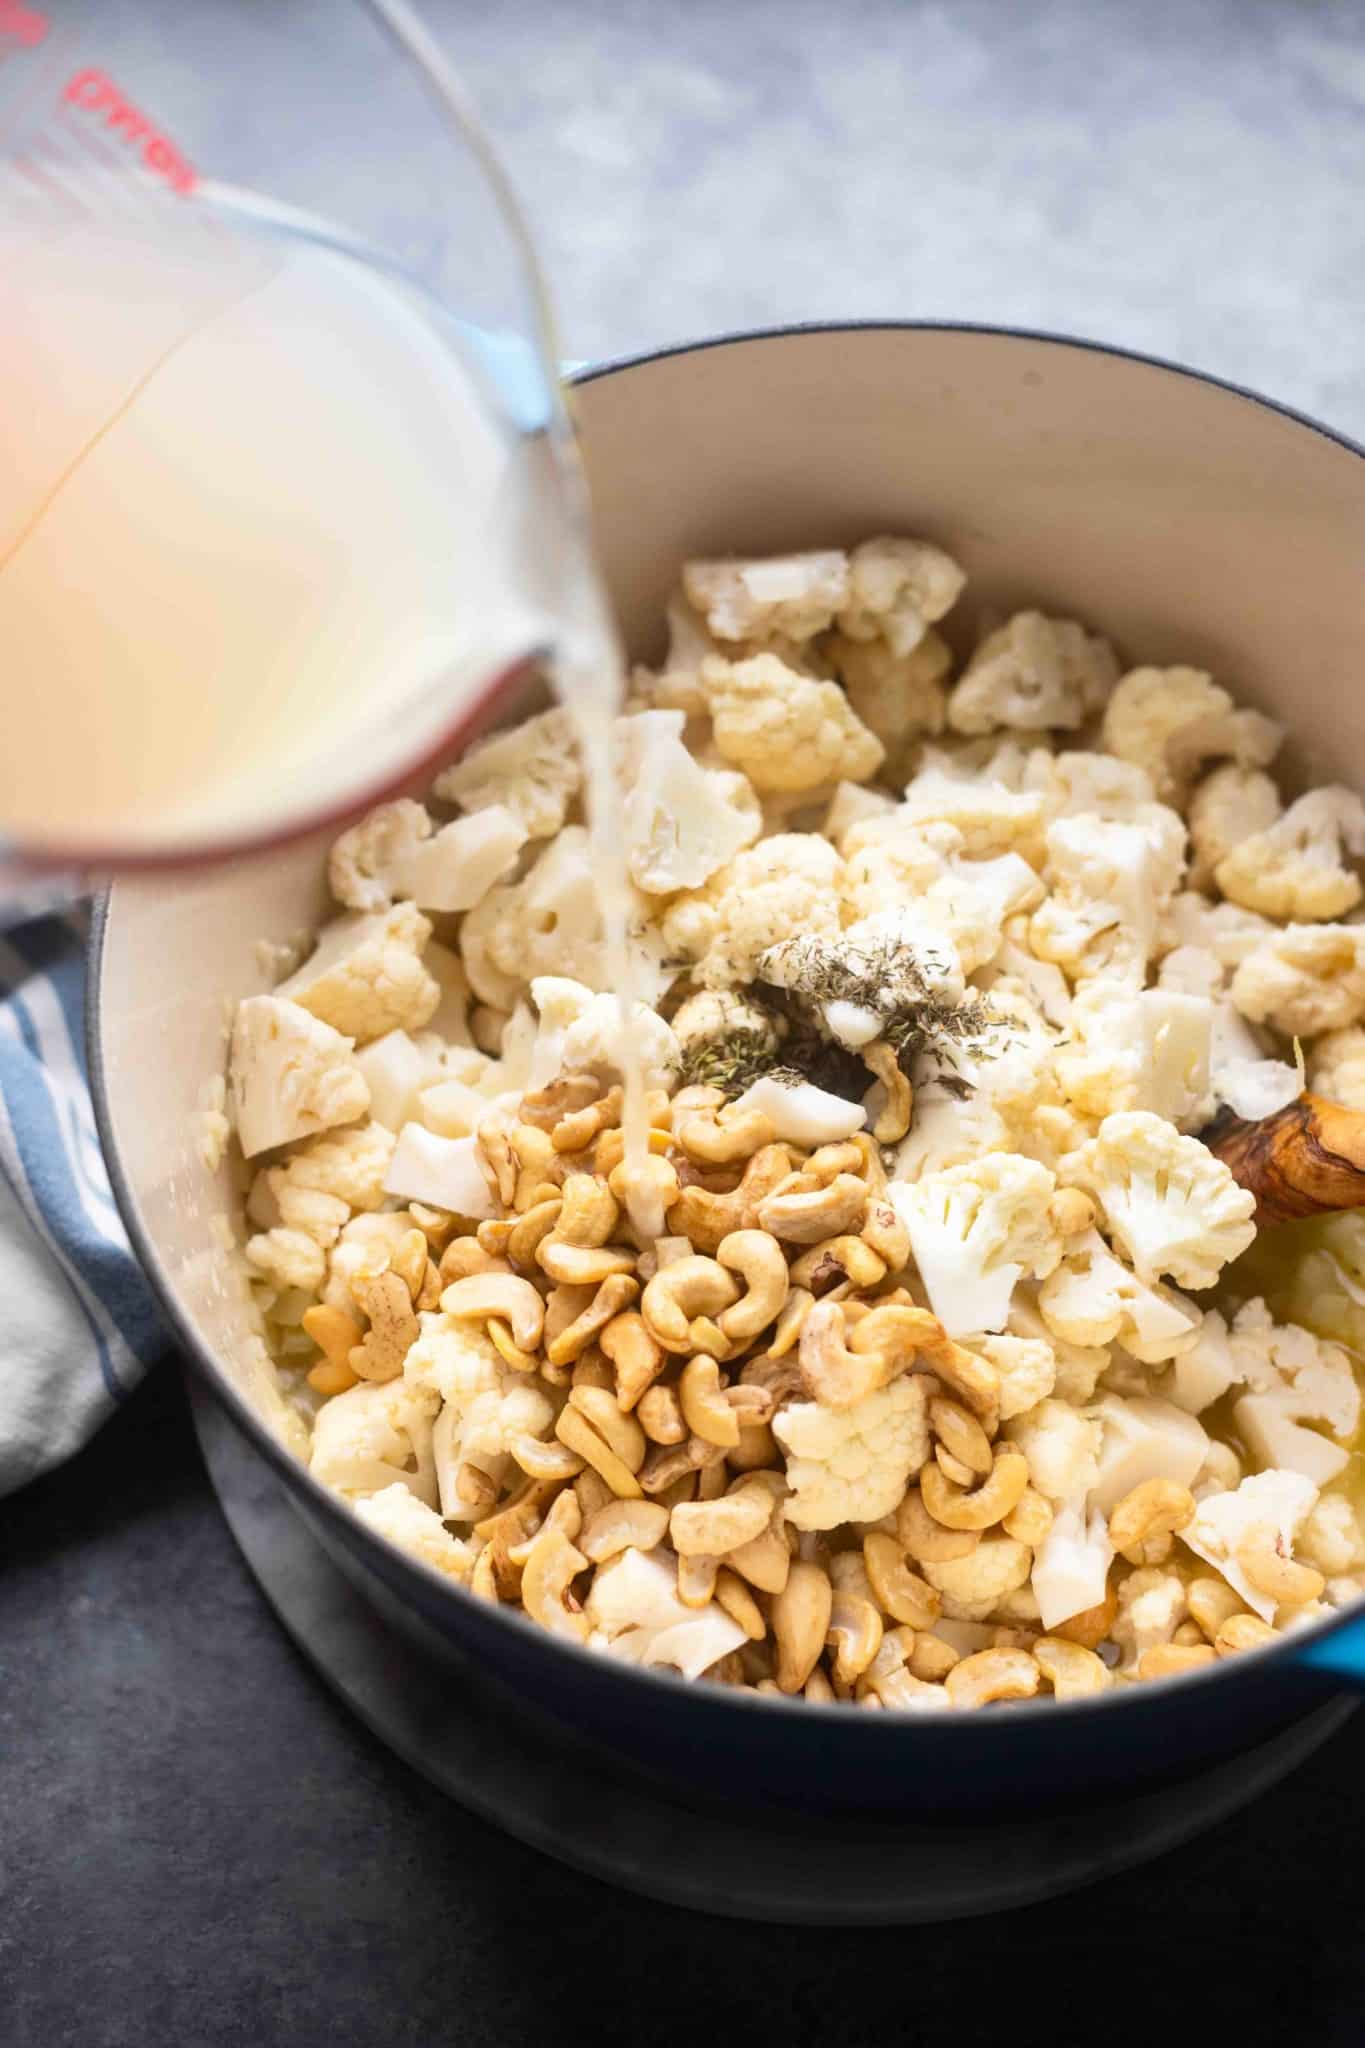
(2, 200, 655, 1176)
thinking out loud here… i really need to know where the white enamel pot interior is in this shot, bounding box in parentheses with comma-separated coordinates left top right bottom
(91, 325, 1365, 1817)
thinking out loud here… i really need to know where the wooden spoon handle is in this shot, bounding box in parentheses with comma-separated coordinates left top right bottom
(1202, 1092, 1365, 1224)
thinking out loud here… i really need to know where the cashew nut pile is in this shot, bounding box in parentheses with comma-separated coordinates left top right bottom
(227, 539, 1365, 1711)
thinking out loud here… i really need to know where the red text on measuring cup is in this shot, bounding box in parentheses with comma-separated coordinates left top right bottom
(62, 67, 196, 192)
(0, 1, 49, 47)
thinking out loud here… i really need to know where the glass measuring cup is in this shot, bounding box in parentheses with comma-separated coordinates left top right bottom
(0, 0, 588, 882)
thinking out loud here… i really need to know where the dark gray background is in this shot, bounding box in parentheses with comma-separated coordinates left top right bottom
(8, 0, 1365, 2041)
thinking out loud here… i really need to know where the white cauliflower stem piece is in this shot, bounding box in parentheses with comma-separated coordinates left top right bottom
(383, 1125, 497, 1220)
(229, 995, 370, 1158)
(586, 1547, 747, 1678)
(434, 705, 581, 839)
(309, 1378, 439, 1504)
(354, 1484, 477, 1581)
(1032, 1499, 1114, 1629)
(1100, 666, 1281, 801)
(276, 903, 438, 1043)
(732, 1075, 867, 1146)
(1182, 1469, 1319, 1622)
(684, 550, 849, 643)
(1056, 983, 1212, 1127)
(774, 1375, 930, 1529)
(1229, 1299, 1361, 1488)
(1231, 924, 1365, 1036)
(615, 710, 759, 893)
(921, 1534, 1031, 1621)
(1030, 810, 1186, 987)
(1187, 765, 1281, 891)
(1060, 1112, 1255, 1289)
(1215, 787, 1365, 922)
(1089, 1393, 1209, 1514)
(698, 651, 884, 793)
(836, 535, 966, 657)
(829, 630, 952, 757)
(890, 1154, 1064, 1335)
(949, 611, 1118, 735)
(1038, 1228, 1201, 1363)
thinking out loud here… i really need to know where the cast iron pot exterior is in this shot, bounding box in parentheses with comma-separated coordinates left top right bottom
(91, 325, 1365, 1819)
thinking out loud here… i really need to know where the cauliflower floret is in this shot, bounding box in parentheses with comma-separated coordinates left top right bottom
(615, 709, 759, 894)
(229, 994, 370, 1159)
(760, 908, 964, 1047)
(979, 922, 1074, 1029)
(1089, 1393, 1209, 1513)
(459, 827, 659, 1008)
(433, 705, 581, 839)
(1039, 750, 1159, 824)
(774, 1376, 930, 1530)
(1181, 1469, 1319, 1622)
(626, 592, 722, 720)
(326, 798, 527, 918)
(1060, 1112, 1255, 1290)
(835, 535, 965, 656)
(1215, 787, 1365, 922)
(276, 902, 438, 1043)
(1113, 1569, 1188, 1673)
(827, 629, 952, 760)
(320, 1210, 417, 1313)
(246, 1122, 398, 1295)
(1231, 923, 1365, 1036)
(1038, 1228, 1201, 1363)
(560, 987, 680, 1093)
(971, 1332, 1057, 1420)
(352, 1029, 446, 1134)
(683, 549, 849, 643)
(889, 1154, 1064, 1336)
(1156, 890, 1279, 989)
(1007, 1288, 1109, 1402)
(1100, 666, 1281, 802)
(1187, 765, 1282, 891)
(823, 779, 899, 845)
(893, 1084, 1011, 1182)
(697, 651, 884, 793)
(658, 832, 844, 988)
(1055, 984, 1212, 1128)
(948, 611, 1118, 735)
(327, 799, 433, 913)
(309, 1376, 439, 1504)
(920, 1533, 1032, 1622)
(1163, 1310, 1241, 1414)
(898, 749, 1050, 866)
(1310, 1027, 1365, 1109)
(1298, 1495, 1365, 1577)
(405, 1311, 555, 1516)
(586, 1546, 749, 1679)
(1031, 1497, 1114, 1630)
(1006, 1398, 1101, 1501)
(1229, 1298, 1361, 1488)
(353, 1484, 477, 1582)
(1029, 810, 1186, 987)
(244, 1225, 329, 1294)
(384, 1125, 497, 1220)
(841, 824, 1041, 975)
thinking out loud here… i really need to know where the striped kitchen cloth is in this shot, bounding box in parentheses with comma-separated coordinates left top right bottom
(0, 908, 164, 1495)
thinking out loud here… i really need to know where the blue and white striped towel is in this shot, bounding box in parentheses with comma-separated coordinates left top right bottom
(0, 910, 163, 1495)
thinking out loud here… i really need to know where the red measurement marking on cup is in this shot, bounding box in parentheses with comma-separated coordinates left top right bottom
(0, 1, 49, 48)
(61, 67, 196, 191)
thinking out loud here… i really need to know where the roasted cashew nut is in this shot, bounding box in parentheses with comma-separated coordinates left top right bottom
(538, 1236, 637, 1287)
(1214, 1612, 1279, 1655)
(519, 1524, 590, 1642)
(715, 1567, 768, 1642)
(551, 1085, 623, 1154)
(669, 1475, 775, 1557)
(788, 1235, 887, 1294)
(638, 1432, 726, 1494)
(545, 1271, 640, 1369)
(1108, 1478, 1197, 1566)
(578, 1498, 670, 1563)
(508, 1432, 586, 1481)
(920, 1447, 1030, 1532)
(567, 1384, 646, 1472)
(556, 1171, 621, 1249)
(1033, 1636, 1109, 1700)
(798, 1298, 893, 1410)
(439, 1238, 512, 1284)
(506, 1195, 564, 1272)
(440, 1272, 546, 1352)
(636, 1383, 687, 1446)
(1138, 1643, 1218, 1680)
(641, 1254, 741, 1355)
(599, 1309, 665, 1411)
(676, 1553, 721, 1608)
(826, 1589, 885, 1684)
(757, 1172, 869, 1244)
(859, 1199, 911, 1274)
(555, 1401, 644, 1499)
(849, 1303, 1001, 1432)
(1187, 1577, 1246, 1641)
(862, 1039, 913, 1144)
(896, 1487, 980, 1564)
(1235, 1522, 1326, 1607)
(676, 1103, 777, 1166)
(608, 1155, 680, 1242)
(772, 1560, 834, 1694)
(1002, 1486, 1054, 1548)
(667, 1143, 795, 1256)
(929, 1396, 994, 1479)
(863, 1531, 943, 1628)
(679, 1356, 741, 1449)
(944, 1647, 1041, 1708)
(716, 1228, 790, 1344)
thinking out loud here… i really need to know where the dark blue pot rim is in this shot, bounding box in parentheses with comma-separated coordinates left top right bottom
(86, 318, 1365, 1716)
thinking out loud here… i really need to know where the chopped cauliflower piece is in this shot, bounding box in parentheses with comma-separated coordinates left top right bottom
(309, 1377, 439, 1505)
(893, 1084, 1011, 1182)
(659, 832, 844, 987)
(1032, 1498, 1114, 1630)
(1163, 1310, 1241, 1414)
(434, 705, 581, 839)
(276, 903, 438, 1043)
(1156, 890, 1278, 989)
(1228, 1298, 1360, 1488)
(1231, 923, 1365, 1036)
(774, 1376, 930, 1530)
(1040, 750, 1159, 824)
(698, 651, 884, 793)
(405, 1312, 555, 1515)
(1298, 1496, 1365, 1578)
(824, 779, 899, 844)
(1216, 787, 1365, 922)
(1055, 984, 1212, 1128)
(1310, 1027, 1365, 1109)
(898, 750, 1050, 865)
(684, 549, 849, 643)
(383, 1125, 497, 1220)
(1182, 1469, 1319, 1622)
(760, 906, 965, 1045)
(560, 987, 680, 1093)
(890, 1154, 1064, 1336)
(732, 1074, 866, 1146)
(354, 1484, 477, 1581)
(921, 1533, 1032, 1622)
(1030, 809, 1186, 987)
(229, 995, 370, 1159)
(836, 536, 966, 657)
(327, 799, 526, 917)
(353, 1029, 443, 1135)
(1089, 1393, 1209, 1514)
(328, 800, 434, 913)
(615, 710, 759, 893)
(971, 1332, 1057, 1419)
(1008, 1290, 1109, 1403)
(1187, 765, 1282, 891)
(459, 826, 652, 1006)
(948, 611, 1118, 735)
(1060, 1112, 1255, 1290)
(1006, 1398, 1101, 1502)
(586, 1546, 748, 1679)
(1100, 666, 1281, 802)
(248, 1121, 395, 1224)
(828, 629, 952, 759)
(627, 593, 721, 720)
(320, 1210, 416, 1313)
(842, 827, 1041, 975)
(1038, 1228, 1201, 1363)
(1113, 1569, 1188, 1672)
